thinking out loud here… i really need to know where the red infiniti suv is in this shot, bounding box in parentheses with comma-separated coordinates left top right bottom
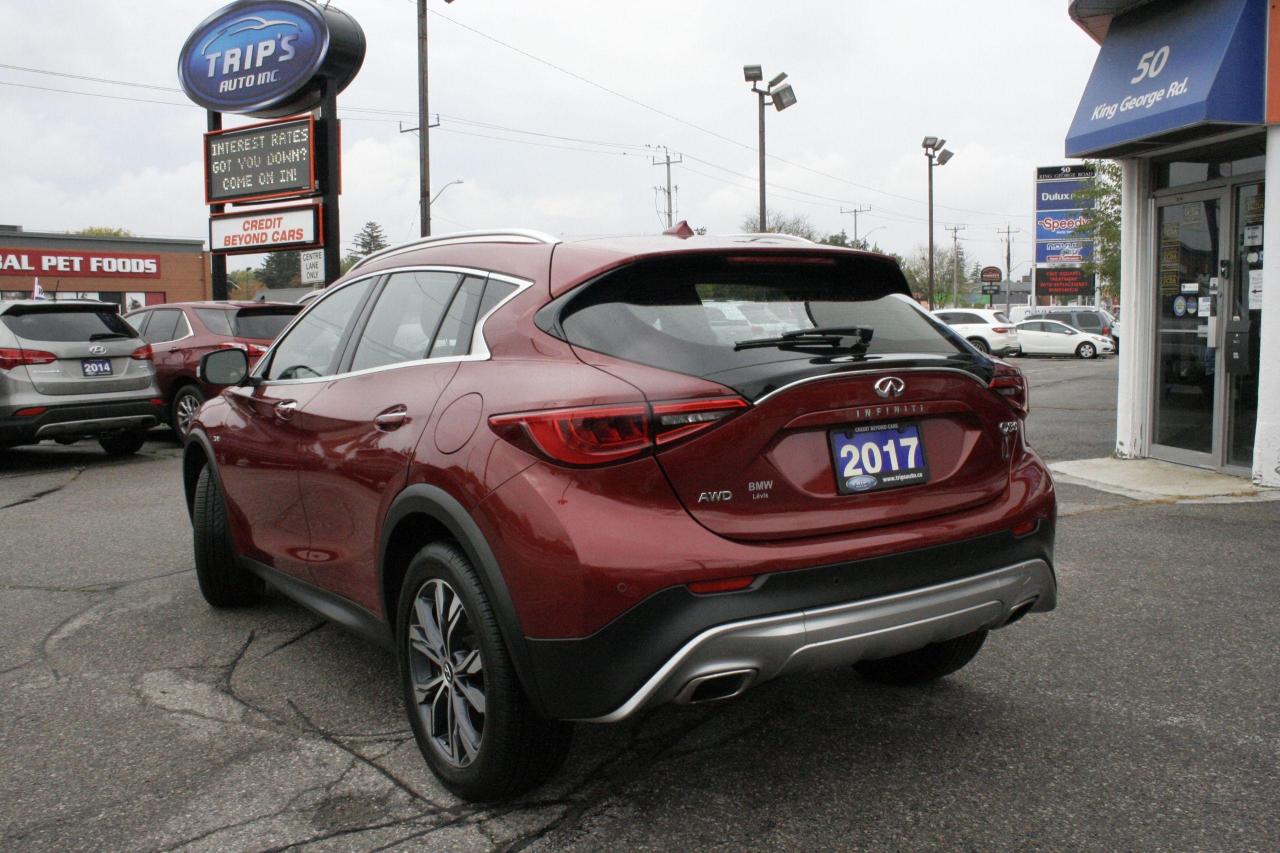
(124, 301, 300, 437)
(184, 230, 1057, 800)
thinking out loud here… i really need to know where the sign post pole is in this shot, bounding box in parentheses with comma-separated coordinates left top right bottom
(206, 110, 229, 301)
(318, 82, 341, 285)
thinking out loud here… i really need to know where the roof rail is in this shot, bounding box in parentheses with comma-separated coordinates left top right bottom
(349, 229, 560, 272)
(719, 232, 815, 245)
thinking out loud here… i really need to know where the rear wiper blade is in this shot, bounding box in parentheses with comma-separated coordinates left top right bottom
(89, 332, 130, 341)
(734, 325, 874, 352)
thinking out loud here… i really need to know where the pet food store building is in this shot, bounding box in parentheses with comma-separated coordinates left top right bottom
(1065, 0, 1280, 485)
(0, 226, 211, 311)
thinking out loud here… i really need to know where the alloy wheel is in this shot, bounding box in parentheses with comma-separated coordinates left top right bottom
(407, 578, 485, 768)
(175, 392, 201, 436)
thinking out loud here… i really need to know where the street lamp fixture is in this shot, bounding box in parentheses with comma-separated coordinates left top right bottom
(430, 179, 463, 206)
(745, 65, 798, 232)
(922, 135, 955, 309)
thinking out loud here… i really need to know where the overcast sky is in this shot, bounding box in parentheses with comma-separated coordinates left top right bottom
(0, 1, 1101, 275)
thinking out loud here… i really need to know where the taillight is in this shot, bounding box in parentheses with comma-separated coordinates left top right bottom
(652, 397, 749, 445)
(0, 347, 57, 371)
(130, 344, 154, 361)
(14, 406, 48, 417)
(989, 362, 1029, 415)
(490, 396, 748, 466)
(1101, 325, 1111, 336)
(688, 575, 756, 595)
(991, 326, 1011, 333)
(223, 341, 269, 358)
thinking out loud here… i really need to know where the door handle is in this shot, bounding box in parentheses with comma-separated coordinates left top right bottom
(374, 405, 409, 431)
(275, 400, 298, 421)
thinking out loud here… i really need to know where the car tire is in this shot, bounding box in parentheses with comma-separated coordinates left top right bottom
(853, 629, 987, 686)
(171, 385, 206, 439)
(192, 465, 265, 607)
(98, 432, 147, 456)
(1076, 342, 1097, 359)
(398, 542, 572, 801)
(967, 337, 990, 354)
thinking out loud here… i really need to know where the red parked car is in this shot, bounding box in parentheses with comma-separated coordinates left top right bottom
(124, 301, 300, 437)
(184, 230, 1057, 800)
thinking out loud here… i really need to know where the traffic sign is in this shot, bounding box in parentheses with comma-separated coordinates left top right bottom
(301, 249, 325, 284)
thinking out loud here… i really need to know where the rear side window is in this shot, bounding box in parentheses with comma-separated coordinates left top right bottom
(1045, 312, 1074, 325)
(233, 308, 299, 340)
(2, 307, 137, 342)
(195, 308, 234, 336)
(558, 255, 961, 380)
(1075, 313, 1103, 330)
(429, 276, 488, 358)
(350, 271, 461, 372)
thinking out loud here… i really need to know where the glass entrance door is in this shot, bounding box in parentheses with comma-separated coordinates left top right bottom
(1152, 195, 1222, 462)
(1226, 182, 1263, 468)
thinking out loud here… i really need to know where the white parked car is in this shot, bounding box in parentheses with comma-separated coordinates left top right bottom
(1014, 319, 1114, 359)
(932, 309, 1020, 356)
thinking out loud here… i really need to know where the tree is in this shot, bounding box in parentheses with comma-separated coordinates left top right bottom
(349, 221, 389, 257)
(901, 244, 972, 307)
(1073, 160, 1121, 302)
(258, 252, 300, 289)
(74, 226, 134, 238)
(739, 211, 819, 241)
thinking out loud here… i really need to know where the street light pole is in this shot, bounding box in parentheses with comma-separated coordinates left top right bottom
(744, 65, 797, 233)
(921, 136, 954, 309)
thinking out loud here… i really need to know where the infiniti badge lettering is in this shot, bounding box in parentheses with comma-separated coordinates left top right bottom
(873, 376, 906, 399)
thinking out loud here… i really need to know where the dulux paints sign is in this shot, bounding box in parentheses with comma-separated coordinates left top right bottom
(179, 0, 364, 117)
(1035, 180, 1093, 211)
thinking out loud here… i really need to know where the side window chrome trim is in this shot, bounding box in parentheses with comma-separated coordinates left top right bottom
(252, 265, 532, 386)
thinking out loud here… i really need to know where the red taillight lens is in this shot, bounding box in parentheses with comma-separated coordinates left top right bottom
(130, 344, 153, 361)
(652, 397, 749, 445)
(991, 326, 1011, 333)
(490, 396, 748, 466)
(14, 406, 48, 417)
(989, 362, 1029, 415)
(0, 347, 57, 371)
(1101, 325, 1111, 336)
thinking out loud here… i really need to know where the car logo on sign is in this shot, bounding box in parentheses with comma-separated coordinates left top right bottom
(846, 474, 878, 492)
(873, 376, 905, 399)
(89, 345, 107, 355)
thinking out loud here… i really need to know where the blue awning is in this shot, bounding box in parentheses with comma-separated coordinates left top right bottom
(1065, 0, 1265, 158)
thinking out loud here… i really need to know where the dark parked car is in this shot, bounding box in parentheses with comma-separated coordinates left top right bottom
(125, 301, 300, 437)
(184, 230, 1058, 800)
(1, 299, 163, 454)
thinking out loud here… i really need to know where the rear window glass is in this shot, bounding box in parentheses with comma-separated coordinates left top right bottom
(1076, 313, 1103, 329)
(559, 256, 961, 379)
(993, 312, 1011, 323)
(195, 308, 234, 335)
(234, 308, 300, 340)
(2, 307, 136, 342)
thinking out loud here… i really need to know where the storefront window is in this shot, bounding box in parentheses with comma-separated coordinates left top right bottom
(1154, 137, 1265, 190)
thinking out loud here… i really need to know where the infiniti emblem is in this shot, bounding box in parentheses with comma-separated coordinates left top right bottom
(88, 345, 107, 355)
(874, 376, 906, 399)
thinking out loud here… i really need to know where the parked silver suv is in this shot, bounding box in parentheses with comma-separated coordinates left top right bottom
(0, 300, 164, 455)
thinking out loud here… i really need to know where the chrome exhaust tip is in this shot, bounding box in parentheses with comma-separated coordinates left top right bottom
(674, 669, 756, 705)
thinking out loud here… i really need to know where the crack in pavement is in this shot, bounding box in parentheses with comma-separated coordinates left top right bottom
(0, 466, 86, 509)
(261, 620, 327, 659)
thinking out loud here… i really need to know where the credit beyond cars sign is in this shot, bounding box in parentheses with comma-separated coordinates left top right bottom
(178, 0, 365, 118)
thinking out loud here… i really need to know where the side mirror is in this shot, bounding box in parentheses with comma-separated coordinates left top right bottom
(199, 347, 251, 386)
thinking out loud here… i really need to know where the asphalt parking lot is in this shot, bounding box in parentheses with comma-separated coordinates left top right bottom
(2, 356, 1278, 851)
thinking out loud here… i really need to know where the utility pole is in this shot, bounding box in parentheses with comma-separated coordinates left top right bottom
(415, 0, 431, 237)
(998, 224, 1020, 314)
(946, 224, 965, 308)
(840, 205, 871, 244)
(652, 146, 682, 228)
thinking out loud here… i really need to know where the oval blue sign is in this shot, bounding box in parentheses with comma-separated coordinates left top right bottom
(178, 0, 364, 117)
(845, 474, 878, 492)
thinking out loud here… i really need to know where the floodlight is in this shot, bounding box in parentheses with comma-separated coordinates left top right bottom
(772, 83, 797, 111)
(743, 65, 763, 83)
(767, 71, 788, 89)
(935, 138, 946, 150)
(922, 136, 938, 149)
(937, 149, 954, 166)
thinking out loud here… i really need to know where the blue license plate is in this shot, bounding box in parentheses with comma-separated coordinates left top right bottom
(81, 358, 113, 377)
(830, 421, 929, 494)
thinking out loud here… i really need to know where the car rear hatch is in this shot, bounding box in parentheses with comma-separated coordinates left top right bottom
(232, 305, 300, 343)
(547, 251, 1025, 541)
(1, 302, 152, 396)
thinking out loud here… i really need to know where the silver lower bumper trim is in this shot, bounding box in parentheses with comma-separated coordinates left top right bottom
(35, 414, 156, 439)
(582, 559, 1056, 723)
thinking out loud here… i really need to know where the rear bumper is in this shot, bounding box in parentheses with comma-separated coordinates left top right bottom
(584, 558, 1055, 722)
(523, 521, 1056, 720)
(0, 397, 164, 446)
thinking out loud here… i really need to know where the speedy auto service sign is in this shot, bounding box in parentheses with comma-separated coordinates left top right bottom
(0, 249, 161, 279)
(178, 0, 365, 118)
